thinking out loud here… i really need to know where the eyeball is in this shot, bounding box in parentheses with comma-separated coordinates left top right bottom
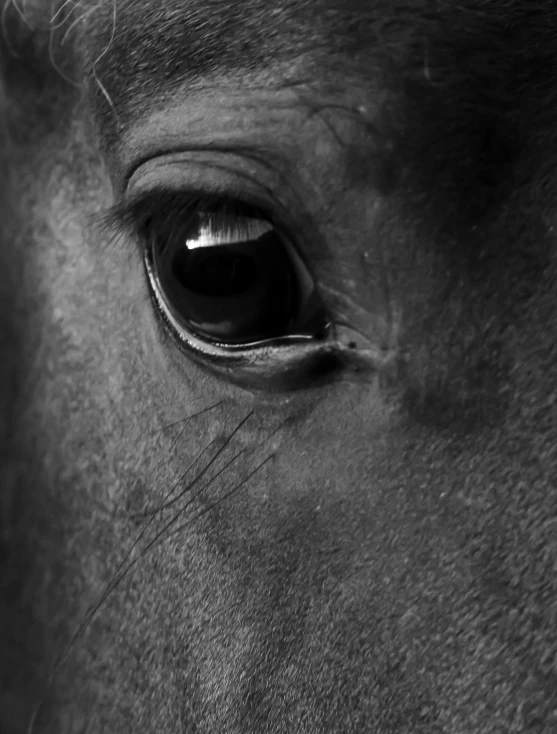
(147, 210, 328, 350)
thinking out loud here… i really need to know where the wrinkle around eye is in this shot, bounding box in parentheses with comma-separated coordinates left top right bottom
(115, 80, 393, 189)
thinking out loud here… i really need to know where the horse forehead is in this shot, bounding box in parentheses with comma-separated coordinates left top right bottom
(87, 0, 436, 92)
(87, 0, 526, 74)
(85, 0, 527, 151)
(92, 0, 396, 60)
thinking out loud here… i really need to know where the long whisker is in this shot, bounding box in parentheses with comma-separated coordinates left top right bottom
(138, 448, 249, 556)
(154, 418, 284, 523)
(25, 434, 214, 734)
(72, 447, 249, 626)
(132, 412, 283, 520)
(163, 454, 274, 545)
(27, 406, 248, 734)
(82, 414, 254, 609)
(163, 401, 224, 452)
(38, 444, 250, 683)
(130, 411, 253, 518)
(158, 399, 219, 432)
(42, 406, 226, 525)
(119, 436, 219, 546)
(93, 404, 229, 576)
(91, 450, 272, 605)
(115, 403, 225, 506)
(27, 410, 252, 733)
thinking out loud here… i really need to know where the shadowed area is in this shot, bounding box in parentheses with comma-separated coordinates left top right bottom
(0, 1, 557, 733)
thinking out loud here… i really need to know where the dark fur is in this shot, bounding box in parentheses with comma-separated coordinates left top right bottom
(1, 1, 557, 732)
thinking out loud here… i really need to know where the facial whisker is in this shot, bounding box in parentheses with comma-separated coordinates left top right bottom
(126, 436, 219, 520)
(142, 444, 247, 516)
(251, 418, 289, 451)
(131, 410, 253, 518)
(25, 427, 212, 734)
(75, 446, 248, 621)
(137, 402, 225, 494)
(139, 447, 249, 558)
(167, 418, 192, 451)
(38, 444, 250, 676)
(104, 454, 272, 605)
(26, 411, 254, 733)
(159, 400, 223, 433)
(157, 414, 283, 522)
(163, 454, 274, 545)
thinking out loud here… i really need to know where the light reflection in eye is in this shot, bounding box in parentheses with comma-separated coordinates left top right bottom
(186, 218, 273, 249)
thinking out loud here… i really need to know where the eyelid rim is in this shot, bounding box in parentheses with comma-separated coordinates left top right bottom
(124, 153, 279, 214)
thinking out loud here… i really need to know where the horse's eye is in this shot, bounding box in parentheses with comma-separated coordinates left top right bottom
(146, 210, 328, 350)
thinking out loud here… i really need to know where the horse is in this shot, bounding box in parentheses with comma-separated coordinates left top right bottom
(1, 1, 556, 731)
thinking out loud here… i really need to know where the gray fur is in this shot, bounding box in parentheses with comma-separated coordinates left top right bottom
(1, 1, 557, 732)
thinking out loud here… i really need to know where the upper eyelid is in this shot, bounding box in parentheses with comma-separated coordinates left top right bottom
(89, 189, 288, 267)
(96, 188, 277, 236)
(123, 151, 289, 225)
(90, 190, 204, 258)
(91, 188, 332, 288)
(94, 190, 196, 237)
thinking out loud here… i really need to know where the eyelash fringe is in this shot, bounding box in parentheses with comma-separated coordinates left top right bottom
(93, 188, 272, 247)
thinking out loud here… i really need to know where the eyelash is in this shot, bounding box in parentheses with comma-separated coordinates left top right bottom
(98, 189, 277, 249)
